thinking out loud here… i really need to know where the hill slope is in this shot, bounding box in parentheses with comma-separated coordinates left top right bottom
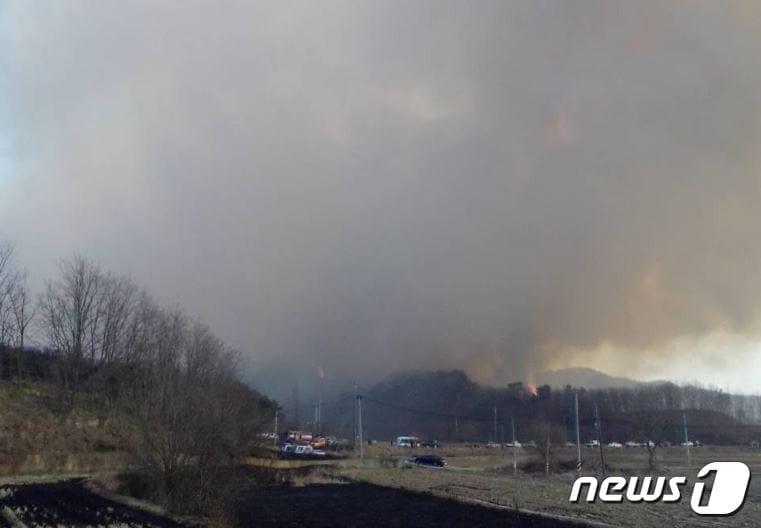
(534, 368, 641, 389)
(314, 369, 760, 444)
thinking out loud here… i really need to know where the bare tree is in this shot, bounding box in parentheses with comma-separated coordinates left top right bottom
(634, 411, 673, 469)
(0, 243, 20, 379)
(121, 291, 158, 368)
(131, 307, 188, 506)
(9, 270, 36, 378)
(87, 274, 140, 398)
(6, 248, 275, 517)
(130, 313, 274, 512)
(38, 255, 102, 402)
(98, 275, 138, 364)
(0, 242, 16, 349)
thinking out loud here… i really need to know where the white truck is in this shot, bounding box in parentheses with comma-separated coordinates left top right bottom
(393, 435, 421, 447)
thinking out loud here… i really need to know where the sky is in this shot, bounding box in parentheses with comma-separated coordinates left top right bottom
(1, 1, 761, 396)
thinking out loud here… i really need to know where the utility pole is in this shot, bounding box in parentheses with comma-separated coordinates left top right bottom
(292, 384, 301, 429)
(353, 383, 358, 452)
(493, 405, 498, 443)
(357, 391, 364, 460)
(574, 390, 582, 473)
(545, 423, 551, 475)
(594, 402, 606, 476)
(317, 370, 324, 432)
(352, 383, 359, 455)
(313, 398, 321, 432)
(511, 416, 517, 476)
(273, 409, 279, 448)
(683, 412, 691, 468)
(454, 394, 460, 438)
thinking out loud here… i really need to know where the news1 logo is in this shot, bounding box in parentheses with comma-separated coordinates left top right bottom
(570, 462, 751, 516)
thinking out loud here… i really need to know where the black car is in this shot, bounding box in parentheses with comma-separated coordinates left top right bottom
(410, 455, 446, 467)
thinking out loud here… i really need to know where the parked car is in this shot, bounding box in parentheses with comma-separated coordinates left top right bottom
(394, 436, 421, 447)
(280, 443, 326, 457)
(283, 430, 313, 443)
(406, 455, 447, 468)
(586, 440, 599, 448)
(607, 442, 623, 448)
(293, 444, 314, 455)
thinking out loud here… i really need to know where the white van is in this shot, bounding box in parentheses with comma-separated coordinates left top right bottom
(394, 436, 420, 447)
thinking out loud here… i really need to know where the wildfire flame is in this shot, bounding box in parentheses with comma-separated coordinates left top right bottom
(526, 372, 538, 397)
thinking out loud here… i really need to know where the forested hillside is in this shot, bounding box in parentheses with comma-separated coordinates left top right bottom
(315, 370, 761, 446)
(0, 242, 275, 514)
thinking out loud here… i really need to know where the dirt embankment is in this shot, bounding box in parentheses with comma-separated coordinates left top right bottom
(0, 382, 133, 476)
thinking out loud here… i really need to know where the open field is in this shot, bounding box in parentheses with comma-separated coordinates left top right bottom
(334, 445, 761, 527)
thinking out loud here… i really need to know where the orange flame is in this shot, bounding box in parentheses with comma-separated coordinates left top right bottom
(526, 372, 538, 397)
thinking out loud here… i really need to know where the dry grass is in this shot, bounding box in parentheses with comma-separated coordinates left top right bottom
(0, 380, 132, 475)
(338, 446, 761, 527)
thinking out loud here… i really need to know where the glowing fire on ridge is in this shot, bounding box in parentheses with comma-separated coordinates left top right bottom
(526, 372, 538, 397)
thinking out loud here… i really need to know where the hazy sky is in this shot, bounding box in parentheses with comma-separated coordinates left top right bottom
(2, 1, 761, 395)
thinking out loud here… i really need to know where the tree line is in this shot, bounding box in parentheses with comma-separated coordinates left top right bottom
(318, 370, 761, 448)
(0, 241, 275, 513)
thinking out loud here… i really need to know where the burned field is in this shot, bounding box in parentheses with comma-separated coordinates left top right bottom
(1, 447, 760, 528)
(0, 473, 591, 528)
(236, 482, 585, 528)
(0, 479, 184, 528)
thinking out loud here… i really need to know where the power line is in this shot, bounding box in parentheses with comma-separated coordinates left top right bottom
(281, 390, 761, 439)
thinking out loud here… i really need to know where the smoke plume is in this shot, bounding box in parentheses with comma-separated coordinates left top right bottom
(2, 1, 761, 394)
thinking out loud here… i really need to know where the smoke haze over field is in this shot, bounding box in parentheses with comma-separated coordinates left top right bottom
(2, 1, 761, 394)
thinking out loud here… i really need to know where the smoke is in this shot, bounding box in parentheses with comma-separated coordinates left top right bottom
(2, 1, 761, 392)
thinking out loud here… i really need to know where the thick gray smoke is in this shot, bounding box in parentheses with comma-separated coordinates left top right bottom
(2, 2, 761, 394)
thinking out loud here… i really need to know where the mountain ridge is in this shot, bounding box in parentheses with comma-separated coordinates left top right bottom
(533, 367, 643, 389)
